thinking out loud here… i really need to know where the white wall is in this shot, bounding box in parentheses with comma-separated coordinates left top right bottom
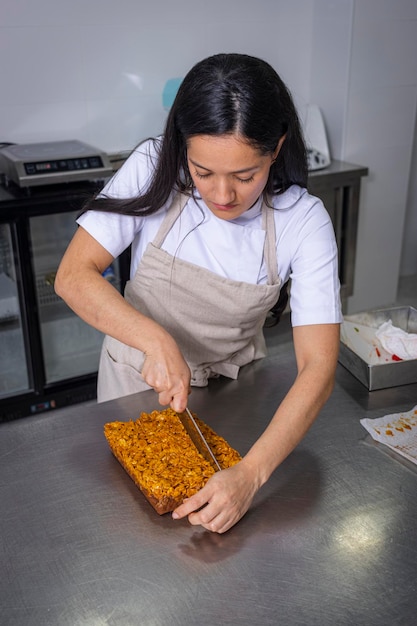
(0, 0, 416, 311)
(401, 110, 417, 276)
(310, 0, 417, 312)
(0, 0, 314, 151)
(343, 0, 417, 310)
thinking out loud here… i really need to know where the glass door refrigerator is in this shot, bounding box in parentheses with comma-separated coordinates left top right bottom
(0, 182, 129, 422)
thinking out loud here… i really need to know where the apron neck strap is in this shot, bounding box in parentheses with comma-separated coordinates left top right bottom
(153, 192, 279, 285)
(152, 193, 189, 248)
(262, 197, 279, 285)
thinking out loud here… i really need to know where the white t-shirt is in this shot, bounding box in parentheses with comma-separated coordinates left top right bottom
(77, 139, 342, 327)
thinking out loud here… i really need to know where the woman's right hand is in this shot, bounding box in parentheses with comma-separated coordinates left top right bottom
(141, 337, 191, 413)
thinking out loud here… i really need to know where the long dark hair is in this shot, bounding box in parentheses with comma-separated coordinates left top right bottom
(86, 53, 307, 216)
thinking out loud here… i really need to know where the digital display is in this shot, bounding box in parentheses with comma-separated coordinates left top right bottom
(36, 162, 53, 171)
(24, 156, 104, 176)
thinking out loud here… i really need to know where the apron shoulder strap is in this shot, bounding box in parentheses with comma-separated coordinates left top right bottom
(152, 192, 279, 286)
(262, 199, 279, 285)
(152, 193, 189, 248)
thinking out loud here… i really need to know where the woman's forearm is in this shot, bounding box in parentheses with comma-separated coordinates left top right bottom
(241, 364, 334, 487)
(55, 227, 173, 355)
(56, 227, 191, 410)
(59, 267, 172, 352)
(241, 324, 340, 488)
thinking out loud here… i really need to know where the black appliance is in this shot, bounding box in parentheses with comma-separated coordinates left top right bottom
(0, 172, 129, 422)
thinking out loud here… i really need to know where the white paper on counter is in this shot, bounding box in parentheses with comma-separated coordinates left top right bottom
(360, 405, 417, 465)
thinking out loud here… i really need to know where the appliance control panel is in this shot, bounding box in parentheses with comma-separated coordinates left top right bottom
(0, 140, 114, 187)
(24, 155, 105, 176)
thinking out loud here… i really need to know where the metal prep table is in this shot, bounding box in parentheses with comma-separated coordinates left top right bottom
(1, 322, 416, 626)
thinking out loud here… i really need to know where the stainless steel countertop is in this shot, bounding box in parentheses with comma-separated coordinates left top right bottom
(1, 333, 417, 626)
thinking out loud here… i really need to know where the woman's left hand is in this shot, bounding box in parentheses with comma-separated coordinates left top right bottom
(172, 461, 259, 533)
(172, 323, 341, 534)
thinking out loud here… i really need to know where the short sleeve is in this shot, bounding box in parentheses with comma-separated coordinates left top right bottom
(273, 189, 343, 326)
(76, 139, 159, 257)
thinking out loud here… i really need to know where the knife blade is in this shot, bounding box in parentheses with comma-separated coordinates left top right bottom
(178, 408, 222, 472)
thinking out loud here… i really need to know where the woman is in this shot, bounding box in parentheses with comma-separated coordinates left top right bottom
(55, 53, 342, 533)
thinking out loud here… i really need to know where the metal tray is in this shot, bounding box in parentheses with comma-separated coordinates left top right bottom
(338, 306, 417, 390)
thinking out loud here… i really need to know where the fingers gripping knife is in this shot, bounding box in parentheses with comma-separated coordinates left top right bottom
(178, 408, 222, 472)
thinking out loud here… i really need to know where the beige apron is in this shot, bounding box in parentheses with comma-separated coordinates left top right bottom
(97, 194, 282, 402)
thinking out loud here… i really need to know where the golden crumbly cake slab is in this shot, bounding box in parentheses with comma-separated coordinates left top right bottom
(104, 408, 241, 515)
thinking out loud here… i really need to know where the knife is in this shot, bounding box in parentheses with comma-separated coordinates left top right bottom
(178, 408, 222, 472)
